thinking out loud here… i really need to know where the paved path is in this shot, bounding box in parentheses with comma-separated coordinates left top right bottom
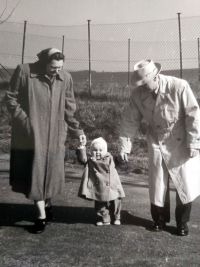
(0, 155, 200, 267)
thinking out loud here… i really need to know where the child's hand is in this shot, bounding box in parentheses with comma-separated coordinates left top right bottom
(77, 144, 85, 149)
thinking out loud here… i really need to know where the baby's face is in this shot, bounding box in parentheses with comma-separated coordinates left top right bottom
(91, 142, 106, 160)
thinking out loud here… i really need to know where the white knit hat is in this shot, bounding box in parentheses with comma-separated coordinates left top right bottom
(90, 137, 107, 153)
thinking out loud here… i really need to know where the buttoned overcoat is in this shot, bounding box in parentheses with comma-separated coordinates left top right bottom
(77, 148, 125, 201)
(5, 62, 83, 200)
(119, 74, 200, 206)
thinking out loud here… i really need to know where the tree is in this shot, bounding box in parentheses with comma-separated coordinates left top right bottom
(0, 0, 20, 25)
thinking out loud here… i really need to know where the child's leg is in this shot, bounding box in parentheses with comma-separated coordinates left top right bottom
(109, 198, 122, 221)
(95, 201, 110, 223)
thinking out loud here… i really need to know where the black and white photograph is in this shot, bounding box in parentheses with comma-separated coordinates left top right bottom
(0, 0, 200, 266)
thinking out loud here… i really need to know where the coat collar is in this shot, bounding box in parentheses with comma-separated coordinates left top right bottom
(140, 74, 169, 100)
(29, 61, 64, 81)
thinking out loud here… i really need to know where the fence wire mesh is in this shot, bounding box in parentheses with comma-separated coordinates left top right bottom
(0, 16, 200, 87)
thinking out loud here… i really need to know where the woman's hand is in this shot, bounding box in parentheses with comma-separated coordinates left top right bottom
(79, 134, 87, 146)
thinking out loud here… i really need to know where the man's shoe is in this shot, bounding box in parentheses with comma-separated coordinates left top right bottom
(45, 206, 53, 224)
(176, 222, 189, 236)
(151, 221, 166, 232)
(33, 219, 46, 234)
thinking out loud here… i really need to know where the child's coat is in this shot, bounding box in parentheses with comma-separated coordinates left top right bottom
(77, 147, 125, 201)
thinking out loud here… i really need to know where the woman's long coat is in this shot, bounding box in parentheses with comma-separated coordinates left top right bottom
(119, 74, 200, 206)
(77, 148, 125, 201)
(5, 62, 83, 200)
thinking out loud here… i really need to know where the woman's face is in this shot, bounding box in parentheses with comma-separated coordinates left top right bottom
(45, 59, 63, 76)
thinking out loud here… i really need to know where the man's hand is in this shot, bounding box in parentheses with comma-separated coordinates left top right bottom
(117, 152, 128, 163)
(79, 134, 87, 146)
(189, 148, 199, 158)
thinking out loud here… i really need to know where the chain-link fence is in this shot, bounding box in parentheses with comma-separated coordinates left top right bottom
(1, 16, 200, 87)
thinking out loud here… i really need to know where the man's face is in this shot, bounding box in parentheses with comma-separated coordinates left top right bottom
(143, 75, 159, 92)
(45, 59, 63, 76)
(91, 142, 106, 160)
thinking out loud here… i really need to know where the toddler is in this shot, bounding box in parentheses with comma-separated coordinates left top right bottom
(77, 137, 125, 226)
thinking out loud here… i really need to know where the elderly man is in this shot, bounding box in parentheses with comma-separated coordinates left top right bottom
(118, 59, 200, 236)
(5, 48, 86, 234)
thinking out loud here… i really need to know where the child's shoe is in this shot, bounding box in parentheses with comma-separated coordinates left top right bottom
(96, 221, 110, 226)
(114, 219, 121, 226)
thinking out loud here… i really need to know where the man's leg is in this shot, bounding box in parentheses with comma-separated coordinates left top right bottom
(95, 201, 110, 226)
(150, 178, 170, 231)
(175, 192, 192, 236)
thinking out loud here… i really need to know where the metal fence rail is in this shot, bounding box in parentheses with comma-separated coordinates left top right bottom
(1, 15, 200, 88)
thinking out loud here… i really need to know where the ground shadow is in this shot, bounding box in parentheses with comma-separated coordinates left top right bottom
(0, 203, 154, 231)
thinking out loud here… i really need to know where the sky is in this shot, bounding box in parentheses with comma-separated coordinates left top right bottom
(1, 0, 200, 72)
(1, 0, 200, 26)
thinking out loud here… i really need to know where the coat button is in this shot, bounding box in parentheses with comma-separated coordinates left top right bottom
(106, 170, 110, 173)
(106, 182, 109, 186)
(96, 180, 99, 184)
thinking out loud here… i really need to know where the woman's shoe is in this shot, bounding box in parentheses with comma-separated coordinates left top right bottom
(33, 219, 46, 234)
(151, 221, 166, 232)
(45, 206, 53, 224)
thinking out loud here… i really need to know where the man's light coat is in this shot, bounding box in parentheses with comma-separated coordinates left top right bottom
(119, 74, 200, 206)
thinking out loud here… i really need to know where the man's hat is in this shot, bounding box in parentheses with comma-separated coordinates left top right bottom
(131, 59, 162, 86)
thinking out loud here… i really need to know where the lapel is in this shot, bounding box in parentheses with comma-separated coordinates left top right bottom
(141, 87, 156, 111)
(154, 75, 170, 112)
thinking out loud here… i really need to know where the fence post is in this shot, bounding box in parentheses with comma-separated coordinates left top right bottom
(22, 20, 27, 64)
(198, 38, 200, 82)
(177, 13, 182, 79)
(87, 20, 92, 96)
(128, 38, 130, 85)
(62, 35, 65, 54)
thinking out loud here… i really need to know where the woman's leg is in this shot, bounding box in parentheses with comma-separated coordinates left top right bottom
(34, 200, 46, 219)
(45, 198, 52, 207)
(45, 198, 53, 224)
(33, 200, 46, 233)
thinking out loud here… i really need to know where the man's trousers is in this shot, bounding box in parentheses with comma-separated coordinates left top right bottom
(151, 178, 192, 223)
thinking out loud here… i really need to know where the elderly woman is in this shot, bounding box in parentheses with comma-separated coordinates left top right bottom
(5, 48, 86, 233)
